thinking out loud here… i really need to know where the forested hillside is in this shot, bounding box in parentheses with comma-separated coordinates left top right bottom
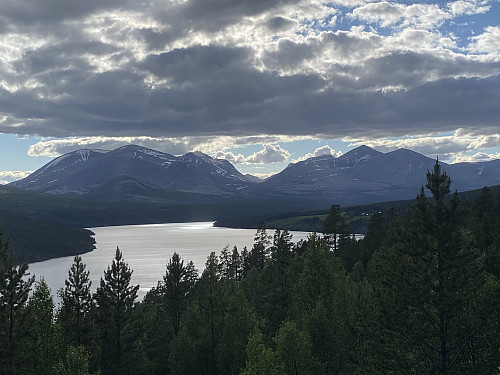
(1, 161, 499, 374)
(0, 211, 95, 263)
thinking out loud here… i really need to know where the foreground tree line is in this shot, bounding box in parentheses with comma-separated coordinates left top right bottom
(1, 161, 499, 375)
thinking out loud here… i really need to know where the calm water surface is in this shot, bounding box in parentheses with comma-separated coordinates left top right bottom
(29, 222, 312, 302)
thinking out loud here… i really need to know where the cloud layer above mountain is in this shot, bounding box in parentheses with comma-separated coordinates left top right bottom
(1, 0, 499, 165)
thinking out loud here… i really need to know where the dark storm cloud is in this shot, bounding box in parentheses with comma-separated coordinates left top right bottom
(1, 0, 124, 25)
(13, 40, 119, 76)
(2, 41, 500, 139)
(141, 46, 254, 84)
(1, 0, 500, 143)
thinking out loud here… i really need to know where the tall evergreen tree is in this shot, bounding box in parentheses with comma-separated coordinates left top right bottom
(229, 246, 242, 281)
(94, 247, 139, 375)
(218, 245, 232, 280)
(268, 230, 294, 324)
(322, 204, 349, 253)
(60, 255, 93, 346)
(163, 252, 197, 336)
(370, 159, 489, 373)
(198, 252, 221, 375)
(248, 223, 270, 271)
(24, 279, 57, 374)
(0, 232, 34, 375)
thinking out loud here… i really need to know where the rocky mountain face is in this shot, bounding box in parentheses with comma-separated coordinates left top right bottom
(250, 145, 500, 205)
(11, 145, 255, 198)
(11, 144, 500, 206)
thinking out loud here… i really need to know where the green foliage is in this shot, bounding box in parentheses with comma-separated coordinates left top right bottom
(168, 302, 214, 375)
(23, 279, 57, 374)
(53, 345, 98, 375)
(216, 288, 258, 375)
(240, 328, 285, 375)
(274, 320, 323, 375)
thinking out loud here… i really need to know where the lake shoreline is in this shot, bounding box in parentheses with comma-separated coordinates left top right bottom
(29, 222, 312, 302)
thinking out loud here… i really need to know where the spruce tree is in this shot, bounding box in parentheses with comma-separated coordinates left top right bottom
(60, 255, 92, 346)
(24, 279, 56, 374)
(94, 247, 139, 375)
(163, 252, 197, 336)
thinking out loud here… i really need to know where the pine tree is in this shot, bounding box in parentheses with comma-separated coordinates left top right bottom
(371, 159, 489, 373)
(248, 223, 270, 271)
(229, 246, 242, 281)
(0, 232, 34, 375)
(94, 247, 139, 375)
(241, 246, 250, 277)
(268, 230, 293, 323)
(322, 204, 349, 253)
(218, 245, 232, 279)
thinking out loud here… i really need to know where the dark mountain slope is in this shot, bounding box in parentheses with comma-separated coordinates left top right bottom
(11, 145, 256, 198)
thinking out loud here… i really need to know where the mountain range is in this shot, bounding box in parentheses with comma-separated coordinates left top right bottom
(11, 144, 500, 206)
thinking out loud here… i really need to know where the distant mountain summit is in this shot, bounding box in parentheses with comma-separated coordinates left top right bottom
(248, 145, 500, 205)
(11, 144, 500, 206)
(12, 145, 255, 198)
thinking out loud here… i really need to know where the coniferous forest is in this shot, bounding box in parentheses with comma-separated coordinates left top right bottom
(1, 162, 499, 375)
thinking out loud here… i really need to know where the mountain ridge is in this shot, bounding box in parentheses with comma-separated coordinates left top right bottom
(10, 144, 500, 206)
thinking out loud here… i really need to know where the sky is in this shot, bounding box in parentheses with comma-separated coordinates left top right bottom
(1, 0, 500, 183)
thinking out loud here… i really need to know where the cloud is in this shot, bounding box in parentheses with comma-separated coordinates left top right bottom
(213, 151, 247, 164)
(293, 145, 343, 162)
(452, 151, 500, 163)
(215, 144, 290, 164)
(448, 0, 490, 16)
(0, 170, 32, 184)
(344, 128, 500, 161)
(468, 26, 500, 54)
(27, 135, 304, 161)
(27, 137, 199, 157)
(245, 144, 290, 163)
(350, 2, 450, 29)
(0, 0, 499, 151)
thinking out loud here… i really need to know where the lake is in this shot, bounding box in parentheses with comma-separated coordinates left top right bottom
(28, 222, 312, 303)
